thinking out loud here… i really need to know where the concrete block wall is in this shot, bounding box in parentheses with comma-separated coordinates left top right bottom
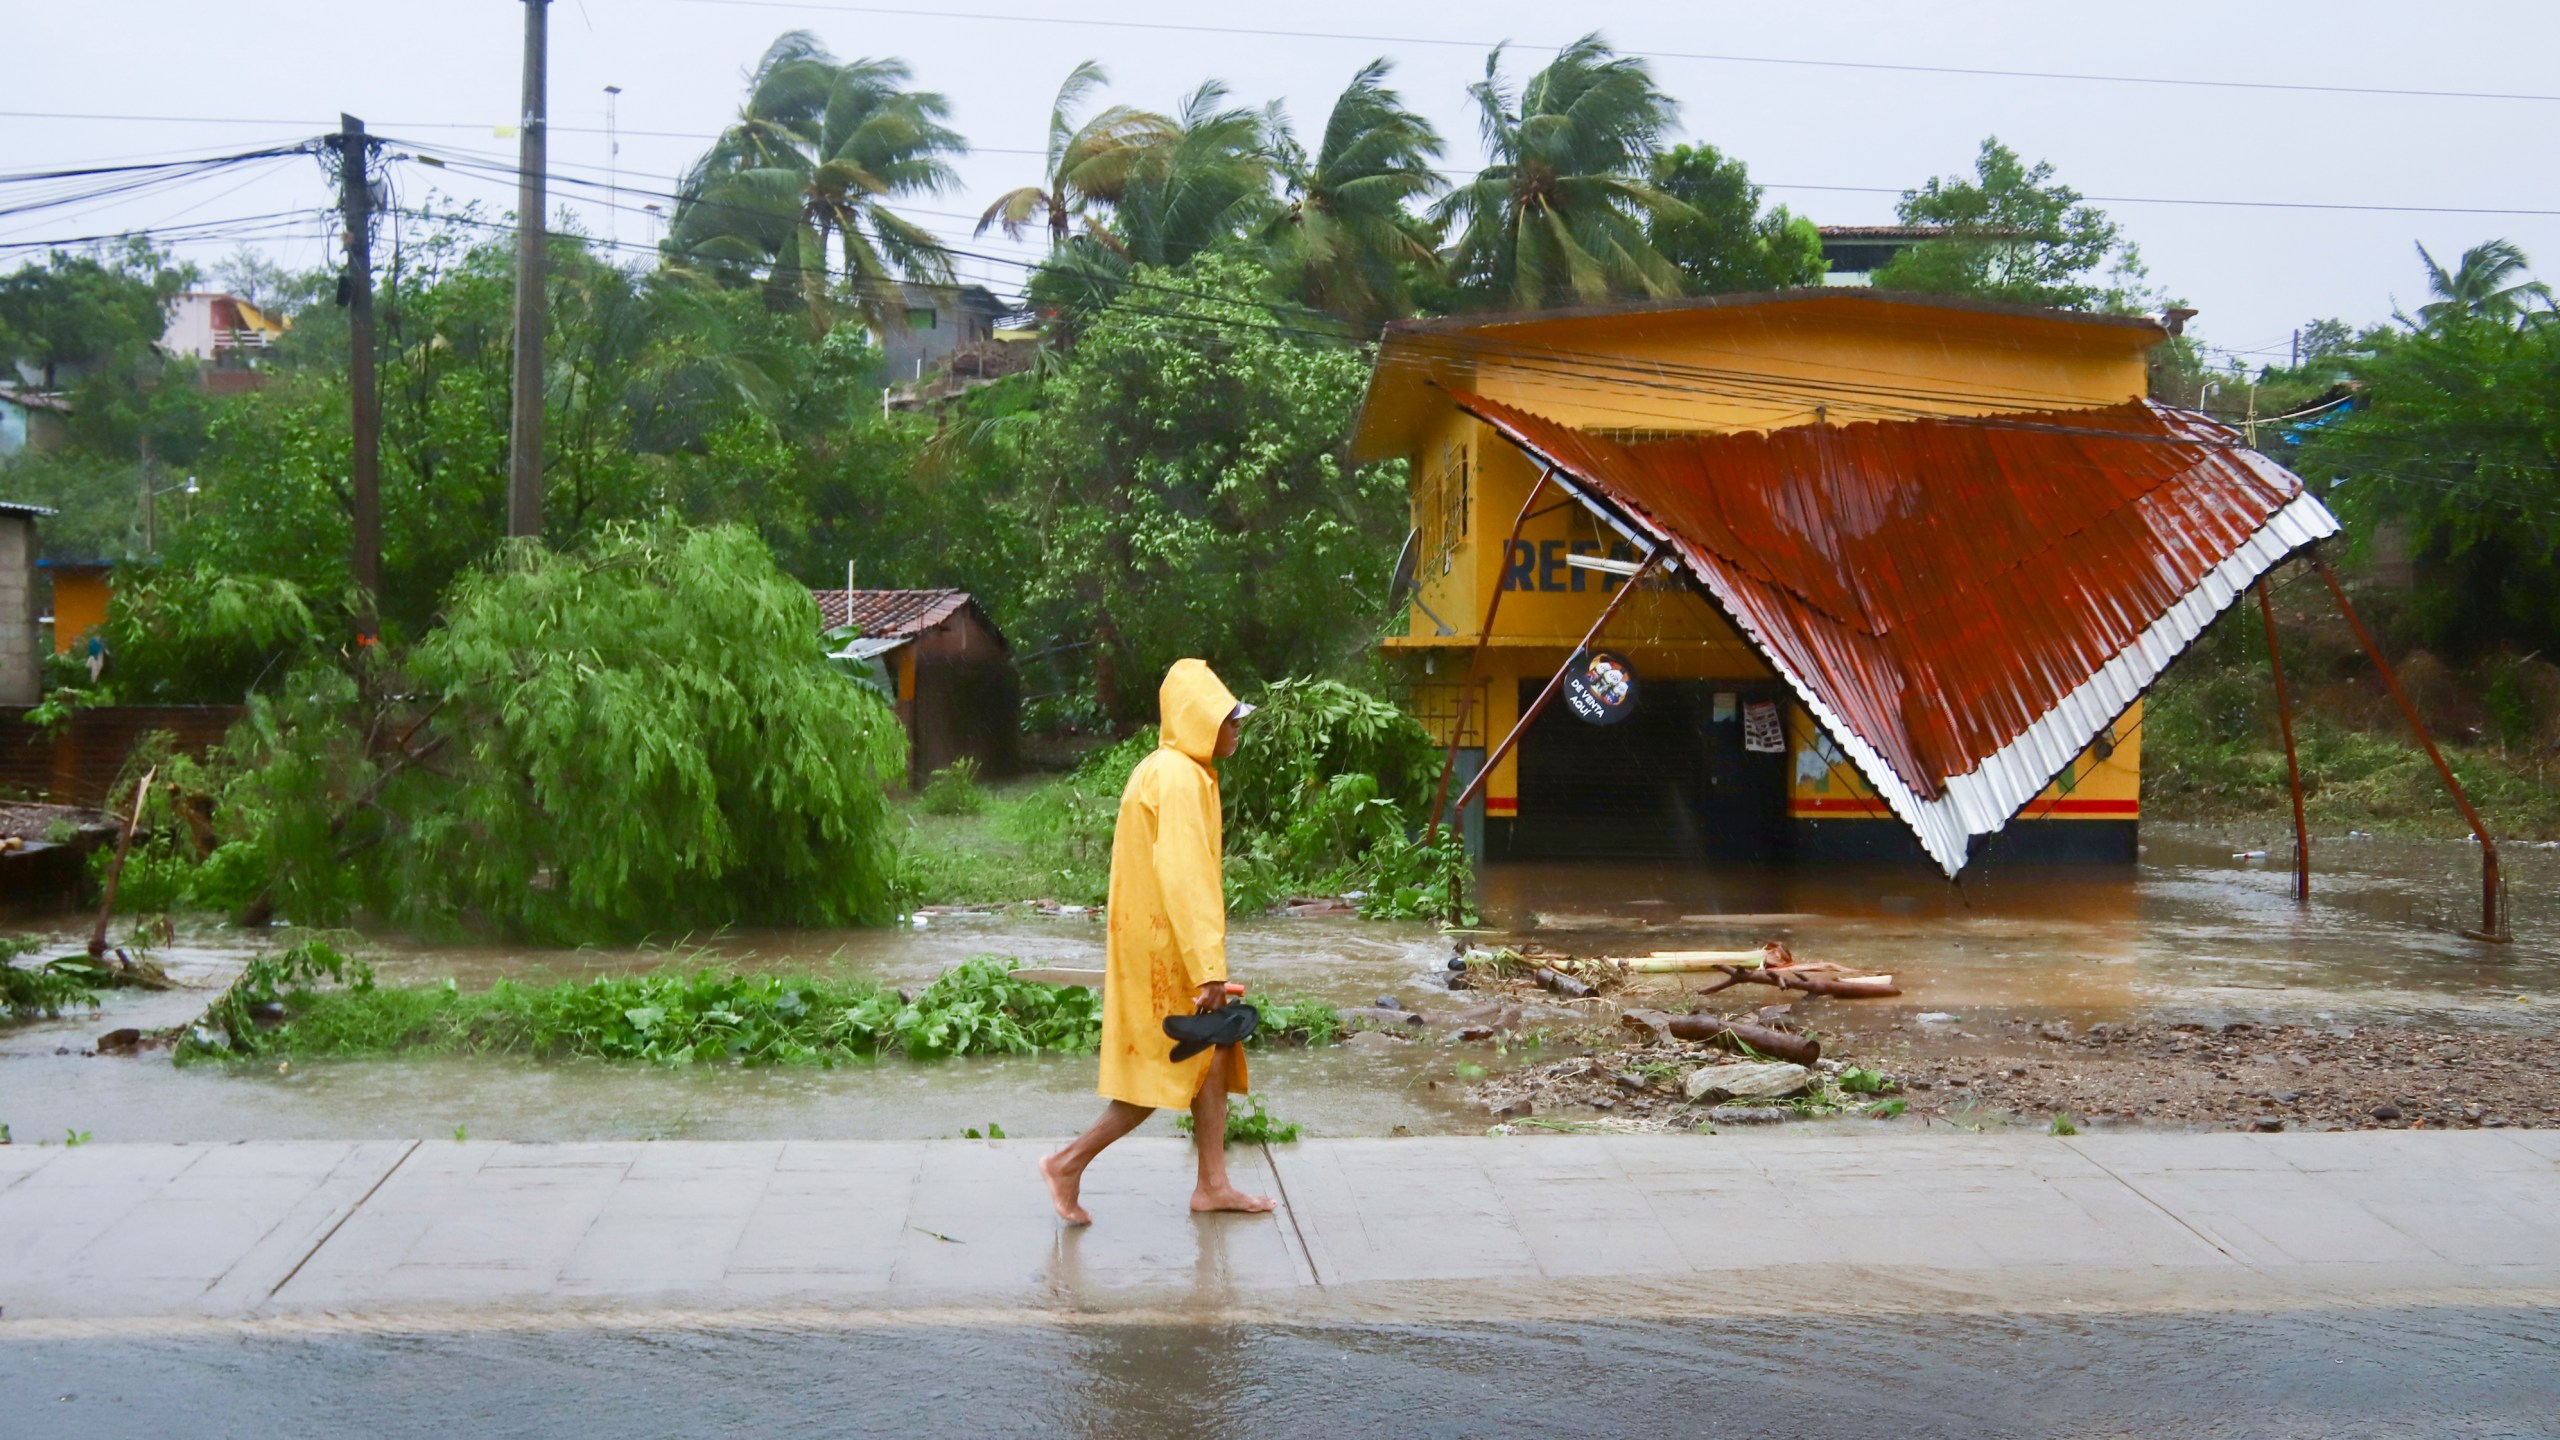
(0, 514, 35, 707)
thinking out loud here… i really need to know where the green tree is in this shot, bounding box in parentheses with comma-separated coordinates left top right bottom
(1871, 137, 2150, 312)
(975, 61, 1174, 247)
(224, 522, 908, 942)
(1262, 60, 1446, 328)
(1003, 253, 1402, 721)
(1644, 143, 1825, 294)
(1432, 35, 1688, 310)
(0, 239, 184, 390)
(2409, 239, 2554, 329)
(2300, 314, 2560, 655)
(667, 33, 965, 332)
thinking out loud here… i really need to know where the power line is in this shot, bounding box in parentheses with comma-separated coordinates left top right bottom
(671, 0, 2560, 106)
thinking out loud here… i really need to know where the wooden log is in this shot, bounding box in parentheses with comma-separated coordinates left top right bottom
(1532, 965, 1596, 999)
(1623, 941, 1797, 972)
(87, 765, 155, 959)
(1695, 966, 1900, 999)
(1620, 1008, 1821, 1066)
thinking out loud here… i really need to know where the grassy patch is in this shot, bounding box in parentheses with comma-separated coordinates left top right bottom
(178, 947, 1103, 1067)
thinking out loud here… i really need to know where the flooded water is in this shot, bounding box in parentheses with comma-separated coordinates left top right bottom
(9, 1305, 2556, 1439)
(4, 825, 2554, 1144)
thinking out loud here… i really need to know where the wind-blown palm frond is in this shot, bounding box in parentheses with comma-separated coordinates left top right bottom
(1430, 34, 1689, 311)
(1262, 59, 1445, 328)
(2413, 239, 2555, 329)
(664, 35, 966, 337)
(976, 62, 1176, 245)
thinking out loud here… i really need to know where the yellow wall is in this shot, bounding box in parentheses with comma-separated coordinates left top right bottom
(1380, 296, 2152, 828)
(50, 568, 111, 654)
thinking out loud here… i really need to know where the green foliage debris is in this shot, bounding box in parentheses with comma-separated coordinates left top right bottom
(176, 951, 1102, 1068)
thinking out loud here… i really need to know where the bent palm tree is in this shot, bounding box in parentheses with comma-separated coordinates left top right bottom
(2414, 239, 2554, 328)
(976, 61, 1174, 246)
(1432, 35, 1689, 310)
(1263, 59, 1446, 329)
(666, 35, 965, 334)
(1028, 80, 1278, 325)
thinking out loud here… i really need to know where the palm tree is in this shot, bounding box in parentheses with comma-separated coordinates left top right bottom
(1100, 81, 1278, 268)
(1262, 59, 1446, 329)
(1432, 35, 1690, 310)
(2413, 239, 2554, 328)
(1026, 80, 1278, 325)
(666, 34, 965, 334)
(975, 61, 1174, 247)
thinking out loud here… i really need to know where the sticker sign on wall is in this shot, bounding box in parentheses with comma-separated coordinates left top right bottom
(1562, 650, 1638, 725)
(1742, 699, 1785, 753)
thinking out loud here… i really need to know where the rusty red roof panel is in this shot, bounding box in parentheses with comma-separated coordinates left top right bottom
(809, 588, 977, 640)
(1446, 390, 2340, 873)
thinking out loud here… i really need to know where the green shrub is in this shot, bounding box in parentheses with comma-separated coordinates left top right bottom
(175, 952, 1103, 1067)
(1, 936, 104, 1023)
(917, 758, 986, 816)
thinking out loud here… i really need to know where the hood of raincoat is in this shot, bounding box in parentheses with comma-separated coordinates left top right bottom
(1157, 658, 1240, 766)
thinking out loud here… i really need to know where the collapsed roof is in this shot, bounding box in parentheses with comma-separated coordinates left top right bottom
(1446, 389, 2340, 875)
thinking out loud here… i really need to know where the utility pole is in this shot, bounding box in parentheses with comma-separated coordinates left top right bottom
(339, 114, 382, 641)
(507, 0, 550, 540)
(603, 84, 621, 249)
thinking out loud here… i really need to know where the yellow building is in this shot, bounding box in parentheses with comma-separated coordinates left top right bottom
(1351, 290, 2330, 871)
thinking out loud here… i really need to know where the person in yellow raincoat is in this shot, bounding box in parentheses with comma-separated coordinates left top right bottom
(1041, 659, 1275, 1226)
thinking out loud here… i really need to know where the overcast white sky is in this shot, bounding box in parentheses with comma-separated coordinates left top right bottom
(9, 0, 2557, 365)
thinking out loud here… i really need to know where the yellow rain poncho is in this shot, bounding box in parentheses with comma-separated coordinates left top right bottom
(1098, 659, 1249, 1111)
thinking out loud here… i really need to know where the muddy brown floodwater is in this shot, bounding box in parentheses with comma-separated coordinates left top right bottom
(2, 825, 2554, 1144)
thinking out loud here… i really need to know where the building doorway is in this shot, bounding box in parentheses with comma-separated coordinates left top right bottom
(1507, 679, 1791, 862)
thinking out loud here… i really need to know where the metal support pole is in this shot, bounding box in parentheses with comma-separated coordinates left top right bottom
(2313, 551, 2506, 941)
(339, 116, 380, 640)
(506, 0, 550, 540)
(1422, 464, 1552, 848)
(1454, 549, 1661, 818)
(2256, 578, 2309, 905)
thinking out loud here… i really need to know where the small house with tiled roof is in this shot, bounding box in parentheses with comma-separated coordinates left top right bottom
(810, 588, 1017, 787)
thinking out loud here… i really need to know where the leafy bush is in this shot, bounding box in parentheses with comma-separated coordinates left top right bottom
(1221, 678, 1439, 838)
(1, 936, 104, 1023)
(176, 953, 1103, 1067)
(917, 758, 985, 816)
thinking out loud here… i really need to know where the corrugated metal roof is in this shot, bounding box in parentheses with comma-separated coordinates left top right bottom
(1446, 390, 2340, 875)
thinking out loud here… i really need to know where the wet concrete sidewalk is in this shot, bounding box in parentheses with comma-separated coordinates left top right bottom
(3, 1131, 2555, 1328)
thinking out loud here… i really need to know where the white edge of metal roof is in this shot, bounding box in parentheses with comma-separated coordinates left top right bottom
(827, 636, 909, 662)
(1468, 409, 2341, 877)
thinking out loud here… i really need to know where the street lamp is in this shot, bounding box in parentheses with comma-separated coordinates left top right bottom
(141, 474, 200, 554)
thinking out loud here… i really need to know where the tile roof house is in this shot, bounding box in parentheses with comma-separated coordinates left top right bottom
(811, 588, 1018, 787)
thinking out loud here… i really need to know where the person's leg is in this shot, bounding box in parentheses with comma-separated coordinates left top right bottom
(1042, 1100, 1151, 1226)
(1189, 1046, 1275, 1214)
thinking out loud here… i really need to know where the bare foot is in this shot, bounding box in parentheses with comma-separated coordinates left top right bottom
(1041, 1152, 1092, 1226)
(1189, 1184, 1277, 1215)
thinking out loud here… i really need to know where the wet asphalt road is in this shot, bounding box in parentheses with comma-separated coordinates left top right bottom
(7, 1307, 2555, 1438)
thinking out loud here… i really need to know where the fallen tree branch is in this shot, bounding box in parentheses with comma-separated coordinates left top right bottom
(1694, 966, 1901, 999)
(1620, 1008, 1822, 1066)
(87, 765, 157, 958)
